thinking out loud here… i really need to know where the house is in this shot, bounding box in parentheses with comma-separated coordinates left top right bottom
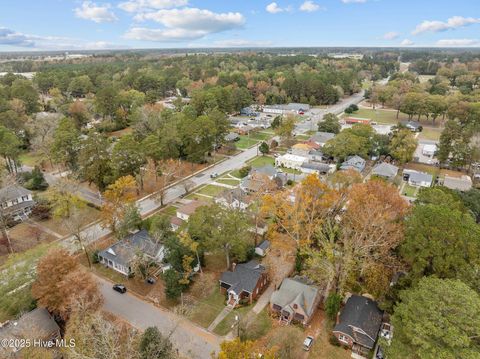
(240, 166, 286, 193)
(225, 132, 240, 142)
(275, 153, 308, 170)
(98, 229, 165, 276)
(215, 188, 252, 211)
(176, 200, 208, 221)
(372, 162, 399, 180)
(0, 308, 60, 358)
(0, 184, 35, 222)
(219, 260, 268, 307)
(403, 169, 432, 187)
(251, 165, 278, 180)
(255, 240, 270, 257)
(340, 155, 366, 172)
(333, 295, 384, 356)
(309, 132, 335, 147)
(400, 120, 422, 132)
(300, 162, 333, 175)
(270, 276, 322, 326)
(240, 106, 257, 116)
(443, 175, 472, 192)
(422, 144, 437, 157)
(170, 216, 184, 231)
(289, 143, 315, 157)
(263, 103, 310, 115)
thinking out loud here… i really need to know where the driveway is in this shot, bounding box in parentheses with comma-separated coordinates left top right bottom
(98, 276, 221, 359)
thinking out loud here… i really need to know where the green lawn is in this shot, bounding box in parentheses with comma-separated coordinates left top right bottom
(248, 156, 275, 168)
(162, 205, 178, 216)
(19, 152, 43, 167)
(403, 184, 418, 197)
(188, 290, 226, 328)
(185, 193, 214, 202)
(237, 136, 259, 149)
(250, 132, 272, 141)
(419, 127, 442, 141)
(347, 108, 400, 125)
(196, 184, 226, 197)
(213, 304, 254, 336)
(215, 178, 240, 186)
(295, 134, 310, 140)
(279, 167, 302, 175)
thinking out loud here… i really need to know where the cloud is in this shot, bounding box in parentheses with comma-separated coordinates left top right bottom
(436, 38, 480, 47)
(211, 39, 273, 47)
(300, 1, 323, 12)
(400, 39, 414, 46)
(266, 2, 285, 13)
(118, 0, 188, 13)
(0, 28, 35, 47)
(125, 7, 245, 42)
(74, 1, 118, 23)
(341, 0, 367, 3)
(383, 32, 399, 40)
(412, 16, 480, 35)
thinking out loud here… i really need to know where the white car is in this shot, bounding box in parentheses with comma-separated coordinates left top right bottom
(303, 336, 314, 351)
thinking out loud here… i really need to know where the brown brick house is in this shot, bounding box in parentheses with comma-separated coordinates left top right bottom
(219, 260, 268, 307)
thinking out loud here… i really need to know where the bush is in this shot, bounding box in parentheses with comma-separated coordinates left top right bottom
(91, 250, 100, 264)
(329, 334, 341, 347)
(238, 165, 251, 178)
(31, 201, 51, 220)
(20, 166, 49, 191)
(163, 269, 184, 300)
(325, 293, 342, 321)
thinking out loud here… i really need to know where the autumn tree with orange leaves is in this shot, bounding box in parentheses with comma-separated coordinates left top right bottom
(100, 175, 137, 234)
(32, 248, 102, 320)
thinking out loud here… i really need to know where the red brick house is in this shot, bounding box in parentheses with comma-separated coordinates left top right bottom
(219, 260, 268, 307)
(333, 295, 383, 356)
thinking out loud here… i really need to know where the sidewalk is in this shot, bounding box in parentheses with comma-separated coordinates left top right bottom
(207, 306, 232, 332)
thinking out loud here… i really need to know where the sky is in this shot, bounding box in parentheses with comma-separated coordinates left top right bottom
(0, 0, 480, 51)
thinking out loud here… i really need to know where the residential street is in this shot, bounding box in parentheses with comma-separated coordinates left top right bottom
(98, 276, 221, 358)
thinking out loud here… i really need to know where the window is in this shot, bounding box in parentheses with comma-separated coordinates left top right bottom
(338, 334, 349, 344)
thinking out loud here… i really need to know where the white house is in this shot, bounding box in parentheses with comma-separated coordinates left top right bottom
(0, 185, 35, 222)
(176, 200, 208, 221)
(403, 169, 432, 187)
(275, 153, 308, 170)
(422, 144, 437, 157)
(215, 188, 252, 211)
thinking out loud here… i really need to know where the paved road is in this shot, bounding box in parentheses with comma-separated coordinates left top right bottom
(295, 90, 365, 134)
(98, 276, 221, 358)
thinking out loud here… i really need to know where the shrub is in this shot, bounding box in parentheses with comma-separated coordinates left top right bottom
(238, 165, 251, 178)
(325, 293, 342, 321)
(329, 334, 341, 346)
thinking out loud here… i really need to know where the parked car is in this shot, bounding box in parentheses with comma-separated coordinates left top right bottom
(113, 284, 127, 294)
(303, 336, 314, 351)
(210, 173, 218, 178)
(146, 277, 156, 284)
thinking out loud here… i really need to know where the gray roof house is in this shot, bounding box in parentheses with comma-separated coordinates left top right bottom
(98, 229, 165, 276)
(215, 188, 252, 211)
(333, 295, 383, 354)
(255, 240, 270, 257)
(0, 184, 35, 222)
(372, 162, 399, 180)
(0, 308, 60, 357)
(340, 155, 366, 172)
(270, 276, 322, 326)
(300, 162, 333, 175)
(251, 165, 278, 179)
(225, 132, 240, 142)
(310, 132, 335, 147)
(403, 169, 432, 187)
(220, 260, 268, 307)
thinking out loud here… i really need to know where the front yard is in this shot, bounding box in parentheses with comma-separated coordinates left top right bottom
(248, 156, 275, 168)
(188, 289, 226, 328)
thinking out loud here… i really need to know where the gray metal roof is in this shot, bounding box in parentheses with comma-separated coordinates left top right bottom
(98, 229, 164, 267)
(256, 240, 270, 251)
(404, 170, 432, 184)
(372, 162, 399, 179)
(443, 175, 472, 192)
(301, 162, 331, 172)
(251, 165, 277, 178)
(270, 276, 320, 317)
(310, 132, 335, 144)
(0, 184, 32, 203)
(340, 155, 366, 172)
(333, 295, 383, 349)
(220, 260, 265, 294)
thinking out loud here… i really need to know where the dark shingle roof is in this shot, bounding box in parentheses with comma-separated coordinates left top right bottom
(333, 295, 383, 349)
(0, 185, 32, 203)
(0, 308, 59, 343)
(220, 260, 265, 294)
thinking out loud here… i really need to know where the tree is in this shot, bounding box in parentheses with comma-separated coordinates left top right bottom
(163, 269, 184, 300)
(325, 293, 342, 321)
(101, 175, 137, 234)
(400, 203, 480, 290)
(0, 125, 21, 174)
(259, 141, 269, 155)
(111, 134, 147, 181)
(459, 188, 480, 223)
(217, 338, 276, 359)
(95, 85, 119, 120)
(186, 204, 252, 269)
(388, 277, 480, 359)
(68, 75, 93, 97)
(318, 113, 341, 134)
(275, 113, 296, 143)
(50, 117, 80, 170)
(139, 326, 176, 359)
(65, 312, 140, 359)
(322, 130, 369, 161)
(47, 179, 84, 218)
(389, 129, 417, 164)
(68, 100, 90, 128)
(31, 248, 102, 320)
(21, 166, 48, 191)
(10, 78, 39, 114)
(117, 204, 142, 239)
(78, 132, 113, 191)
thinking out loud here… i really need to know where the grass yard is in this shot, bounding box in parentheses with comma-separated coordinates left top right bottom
(403, 184, 418, 197)
(404, 163, 439, 177)
(19, 152, 44, 167)
(229, 169, 243, 179)
(162, 205, 179, 216)
(185, 193, 214, 202)
(196, 184, 226, 197)
(248, 156, 275, 168)
(295, 134, 310, 140)
(213, 303, 254, 336)
(347, 108, 400, 125)
(418, 127, 442, 141)
(1, 222, 57, 259)
(215, 178, 240, 186)
(237, 136, 259, 149)
(250, 132, 272, 141)
(279, 167, 302, 175)
(308, 314, 351, 359)
(188, 289, 226, 328)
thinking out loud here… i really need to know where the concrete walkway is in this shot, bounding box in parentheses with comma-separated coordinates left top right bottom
(207, 305, 232, 332)
(252, 284, 275, 314)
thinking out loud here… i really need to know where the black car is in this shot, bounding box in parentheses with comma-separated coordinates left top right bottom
(113, 284, 127, 294)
